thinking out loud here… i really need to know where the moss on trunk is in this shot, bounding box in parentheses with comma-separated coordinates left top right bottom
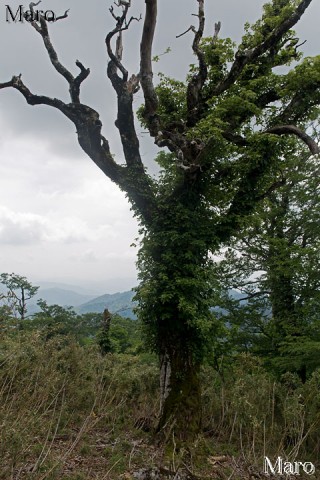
(157, 347, 202, 444)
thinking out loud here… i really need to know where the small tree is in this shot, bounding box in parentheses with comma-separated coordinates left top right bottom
(98, 308, 113, 355)
(0, 273, 39, 321)
(0, 0, 319, 440)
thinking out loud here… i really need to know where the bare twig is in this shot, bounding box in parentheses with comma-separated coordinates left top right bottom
(176, 25, 195, 39)
(25, 11, 90, 103)
(55, 9, 70, 21)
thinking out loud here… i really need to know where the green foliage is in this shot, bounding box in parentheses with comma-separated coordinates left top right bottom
(97, 313, 143, 355)
(138, 73, 187, 129)
(134, 2, 320, 387)
(213, 146, 320, 380)
(108, 314, 142, 354)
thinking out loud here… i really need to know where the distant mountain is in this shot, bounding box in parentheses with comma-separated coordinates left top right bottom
(76, 290, 136, 319)
(35, 278, 138, 295)
(36, 281, 102, 296)
(25, 288, 97, 316)
(34, 288, 96, 307)
(3, 279, 244, 320)
(76, 288, 245, 320)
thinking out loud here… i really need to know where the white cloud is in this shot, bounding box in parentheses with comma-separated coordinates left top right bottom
(0, 206, 104, 245)
(0, 207, 46, 245)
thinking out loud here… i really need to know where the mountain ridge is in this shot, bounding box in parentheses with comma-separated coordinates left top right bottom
(76, 290, 136, 319)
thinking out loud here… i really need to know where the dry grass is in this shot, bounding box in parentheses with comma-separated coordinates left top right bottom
(0, 334, 319, 479)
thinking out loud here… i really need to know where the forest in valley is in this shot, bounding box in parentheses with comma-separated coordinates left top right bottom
(1, 0, 320, 478)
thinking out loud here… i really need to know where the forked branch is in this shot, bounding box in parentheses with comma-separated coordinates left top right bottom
(27, 6, 89, 104)
(0, 74, 122, 181)
(0, 75, 66, 110)
(106, 3, 141, 83)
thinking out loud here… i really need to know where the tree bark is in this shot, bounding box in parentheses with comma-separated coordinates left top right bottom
(157, 346, 201, 443)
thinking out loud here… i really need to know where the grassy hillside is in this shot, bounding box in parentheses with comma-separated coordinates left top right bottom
(0, 327, 319, 479)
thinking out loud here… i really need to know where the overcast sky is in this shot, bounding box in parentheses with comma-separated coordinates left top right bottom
(0, 0, 319, 293)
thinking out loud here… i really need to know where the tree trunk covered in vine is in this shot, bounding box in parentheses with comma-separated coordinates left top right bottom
(135, 186, 213, 440)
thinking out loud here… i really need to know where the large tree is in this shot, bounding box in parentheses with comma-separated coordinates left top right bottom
(213, 141, 320, 381)
(0, 0, 319, 441)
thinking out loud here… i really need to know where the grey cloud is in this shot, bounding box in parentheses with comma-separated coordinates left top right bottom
(1, 0, 318, 163)
(0, 208, 46, 245)
(0, 0, 319, 287)
(0, 0, 318, 165)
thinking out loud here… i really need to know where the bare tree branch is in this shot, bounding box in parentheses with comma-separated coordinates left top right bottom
(105, 3, 146, 174)
(8, 75, 119, 176)
(73, 61, 90, 101)
(212, 21, 221, 45)
(0, 75, 66, 110)
(139, 0, 159, 136)
(106, 3, 141, 83)
(176, 26, 195, 39)
(26, 11, 90, 104)
(28, 0, 70, 22)
(265, 125, 320, 155)
(212, 0, 313, 96)
(186, 0, 207, 127)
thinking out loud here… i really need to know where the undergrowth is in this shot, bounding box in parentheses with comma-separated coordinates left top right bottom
(0, 332, 319, 479)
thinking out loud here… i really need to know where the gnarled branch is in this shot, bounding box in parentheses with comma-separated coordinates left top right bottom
(265, 125, 320, 155)
(0, 75, 123, 178)
(106, 3, 141, 83)
(26, 8, 89, 104)
(0, 75, 66, 110)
